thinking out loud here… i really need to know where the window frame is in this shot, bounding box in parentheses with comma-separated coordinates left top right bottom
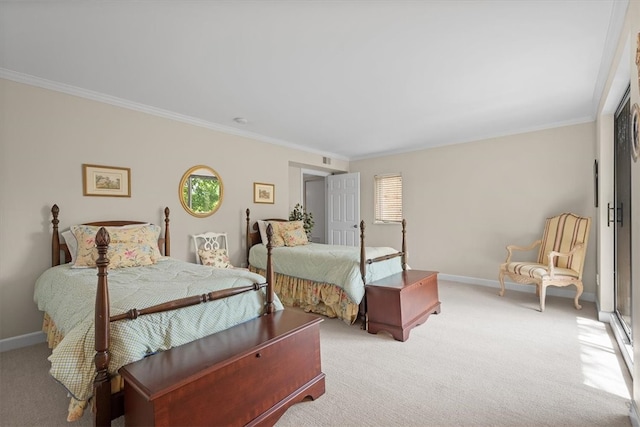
(373, 173, 403, 224)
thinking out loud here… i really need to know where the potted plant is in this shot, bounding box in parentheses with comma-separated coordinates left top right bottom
(289, 203, 314, 239)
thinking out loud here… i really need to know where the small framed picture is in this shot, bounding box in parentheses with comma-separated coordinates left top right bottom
(253, 182, 275, 204)
(83, 164, 131, 197)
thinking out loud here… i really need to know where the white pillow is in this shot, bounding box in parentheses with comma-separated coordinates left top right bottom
(257, 220, 269, 245)
(61, 230, 77, 263)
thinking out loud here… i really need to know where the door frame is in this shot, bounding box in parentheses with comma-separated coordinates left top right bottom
(300, 168, 331, 243)
(596, 34, 633, 373)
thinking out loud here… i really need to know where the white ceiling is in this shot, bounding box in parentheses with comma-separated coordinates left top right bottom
(0, 1, 628, 160)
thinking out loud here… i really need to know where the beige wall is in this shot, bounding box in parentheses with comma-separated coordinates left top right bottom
(0, 78, 600, 342)
(0, 58, 624, 347)
(352, 122, 597, 289)
(0, 78, 347, 340)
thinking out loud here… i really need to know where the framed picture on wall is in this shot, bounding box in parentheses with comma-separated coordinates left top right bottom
(83, 164, 131, 197)
(253, 182, 275, 204)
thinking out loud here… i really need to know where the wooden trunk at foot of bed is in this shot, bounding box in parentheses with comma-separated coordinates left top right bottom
(49, 205, 277, 426)
(120, 309, 324, 427)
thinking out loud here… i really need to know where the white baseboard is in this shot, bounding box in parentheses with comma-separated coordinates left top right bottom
(608, 312, 634, 376)
(0, 331, 46, 353)
(438, 274, 596, 303)
(631, 400, 640, 427)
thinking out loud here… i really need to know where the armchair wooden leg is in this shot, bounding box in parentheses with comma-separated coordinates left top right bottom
(498, 271, 506, 297)
(539, 285, 547, 312)
(574, 282, 583, 310)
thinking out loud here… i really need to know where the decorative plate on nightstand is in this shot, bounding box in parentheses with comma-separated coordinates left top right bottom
(632, 103, 639, 163)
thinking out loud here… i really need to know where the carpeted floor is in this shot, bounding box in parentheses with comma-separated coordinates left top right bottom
(0, 280, 633, 426)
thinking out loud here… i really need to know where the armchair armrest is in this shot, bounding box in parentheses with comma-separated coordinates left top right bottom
(504, 239, 542, 263)
(547, 243, 584, 278)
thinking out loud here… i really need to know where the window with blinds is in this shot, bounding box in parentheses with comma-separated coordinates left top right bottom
(374, 173, 403, 223)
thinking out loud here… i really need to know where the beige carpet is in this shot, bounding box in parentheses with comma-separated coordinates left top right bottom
(0, 280, 633, 427)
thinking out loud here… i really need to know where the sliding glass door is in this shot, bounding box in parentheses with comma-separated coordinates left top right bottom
(613, 88, 632, 341)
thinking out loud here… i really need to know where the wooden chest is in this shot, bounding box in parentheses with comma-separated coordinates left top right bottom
(119, 309, 325, 427)
(365, 270, 440, 341)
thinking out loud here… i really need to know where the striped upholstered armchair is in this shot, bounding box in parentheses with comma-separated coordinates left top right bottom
(498, 213, 591, 312)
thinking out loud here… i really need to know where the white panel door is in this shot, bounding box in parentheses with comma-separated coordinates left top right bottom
(326, 172, 360, 246)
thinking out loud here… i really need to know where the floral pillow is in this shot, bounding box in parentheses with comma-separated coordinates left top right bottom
(71, 224, 162, 269)
(265, 221, 304, 247)
(283, 224, 308, 247)
(268, 222, 286, 247)
(198, 248, 232, 268)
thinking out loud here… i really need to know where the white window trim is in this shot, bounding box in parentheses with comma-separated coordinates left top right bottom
(374, 173, 403, 224)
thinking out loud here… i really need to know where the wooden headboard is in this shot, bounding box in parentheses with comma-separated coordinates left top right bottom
(50, 204, 171, 266)
(245, 208, 287, 261)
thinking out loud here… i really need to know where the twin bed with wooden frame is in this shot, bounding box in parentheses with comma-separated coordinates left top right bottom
(245, 209, 408, 325)
(36, 205, 325, 426)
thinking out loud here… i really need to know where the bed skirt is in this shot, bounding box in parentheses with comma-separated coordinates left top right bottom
(42, 313, 124, 422)
(249, 266, 359, 324)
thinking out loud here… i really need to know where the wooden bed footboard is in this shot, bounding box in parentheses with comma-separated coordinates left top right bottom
(49, 205, 276, 426)
(358, 219, 407, 282)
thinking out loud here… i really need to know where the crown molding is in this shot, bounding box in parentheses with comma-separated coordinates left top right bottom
(0, 68, 349, 161)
